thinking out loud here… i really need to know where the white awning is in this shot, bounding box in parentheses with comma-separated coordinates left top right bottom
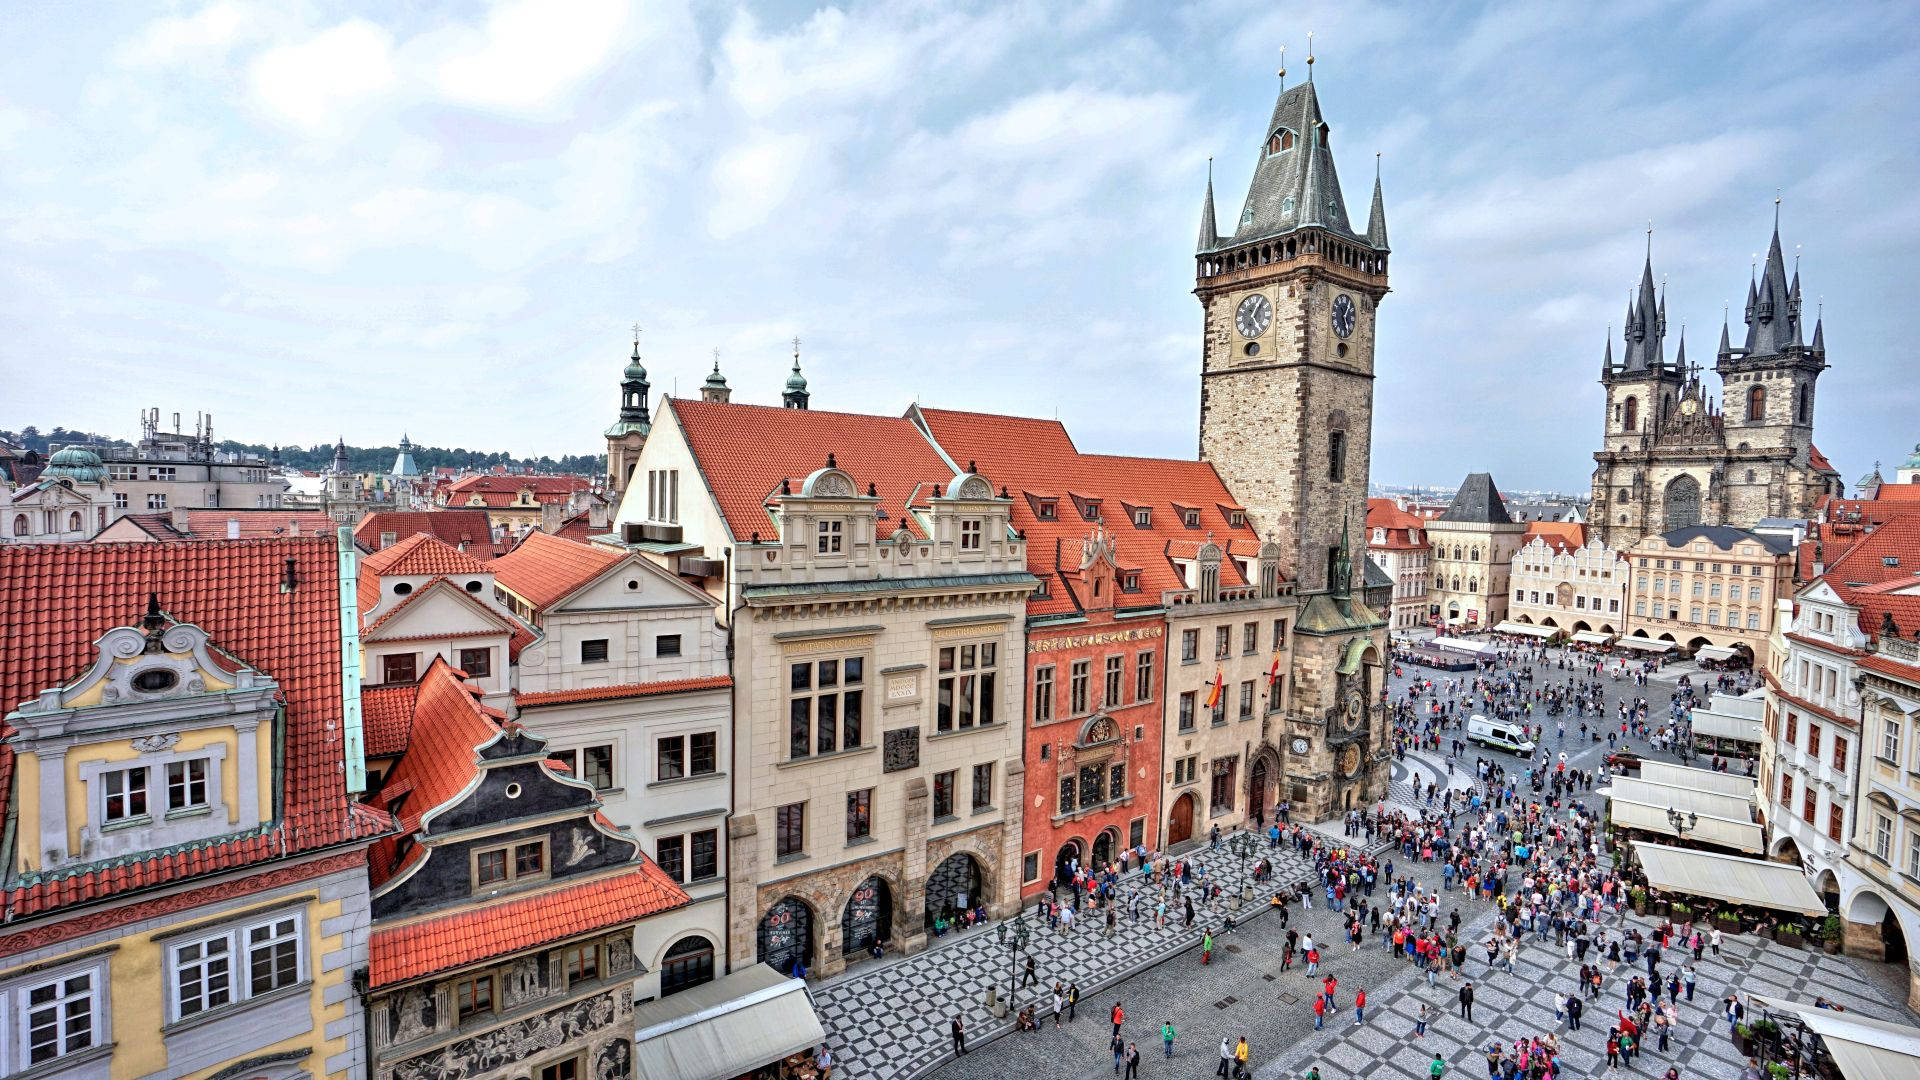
(1747, 995, 1920, 1080)
(1637, 761, 1758, 798)
(1633, 842, 1827, 915)
(1614, 636, 1676, 653)
(631, 965, 827, 1080)
(1690, 708, 1765, 743)
(1611, 799, 1763, 852)
(1609, 777, 1754, 820)
(1694, 644, 1740, 663)
(1571, 631, 1614, 645)
(1493, 621, 1556, 639)
(1431, 636, 1495, 655)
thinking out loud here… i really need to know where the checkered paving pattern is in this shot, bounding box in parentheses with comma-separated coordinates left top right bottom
(814, 834, 1386, 1080)
(1264, 908, 1916, 1080)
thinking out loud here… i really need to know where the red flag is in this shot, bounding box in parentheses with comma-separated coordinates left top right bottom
(1204, 672, 1223, 709)
(1267, 652, 1283, 686)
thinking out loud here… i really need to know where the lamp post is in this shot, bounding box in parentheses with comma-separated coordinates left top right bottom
(996, 907, 1031, 1011)
(1228, 831, 1255, 905)
(1665, 808, 1698, 838)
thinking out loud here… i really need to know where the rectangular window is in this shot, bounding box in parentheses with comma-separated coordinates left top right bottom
(776, 802, 805, 858)
(1110, 762, 1126, 801)
(788, 656, 865, 757)
(658, 736, 686, 780)
(1209, 758, 1236, 811)
(1802, 788, 1817, 824)
(166, 759, 208, 813)
(564, 943, 600, 988)
(171, 934, 232, 1018)
(456, 975, 495, 1022)
(24, 969, 97, 1064)
(1033, 666, 1054, 721)
(1833, 735, 1848, 772)
(580, 638, 609, 664)
(1808, 722, 1822, 758)
(1908, 832, 1920, 879)
(381, 652, 418, 684)
(817, 519, 843, 554)
(1267, 674, 1284, 713)
(1178, 691, 1196, 733)
(148, 493, 169, 510)
(933, 770, 956, 820)
(1058, 774, 1076, 813)
(960, 519, 982, 550)
(1830, 803, 1845, 844)
(1883, 717, 1902, 763)
(1135, 652, 1153, 702)
(1779, 772, 1793, 807)
(1272, 619, 1287, 648)
(1215, 626, 1231, 660)
(1873, 814, 1892, 861)
(473, 840, 546, 890)
(1024, 852, 1041, 884)
(691, 828, 718, 880)
(103, 765, 149, 823)
(1243, 622, 1258, 654)
(1069, 660, 1090, 714)
(581, 744, 614, 791)
(1786, 713, 1798, 745)
(690, 731, 717, 776)
(847, 789, 872, 842)
(1210, 688, 1226, 726)
(457, 646, 491, 678)
(246, 915, 301, 997)
(1181, 629, 1198, 663)
(540, 1059, 581, 1080)
(1238, 680, 1254, 721)
(1328, 431, 1346, 482)
(1104, 655, 1123, 706)
(655, 634, 682, 657)
(658, 835, 685, 882)
(937, 642, 997, 731)
(113, 492, 128, 509)
(972, 763, 993, 811)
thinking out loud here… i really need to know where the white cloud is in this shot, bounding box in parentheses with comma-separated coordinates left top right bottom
(116, 1, 268, 69)
(248, 19, 396, 132)
(425, 0, 630, 113)
(707, 130, 815, 239)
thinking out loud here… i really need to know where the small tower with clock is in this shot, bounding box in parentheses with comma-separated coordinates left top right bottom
(1195, 71, 1389, 597)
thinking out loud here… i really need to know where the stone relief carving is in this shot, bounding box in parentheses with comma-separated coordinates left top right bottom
(564, 826, 594, 868)
(811, 472, 856, 497)
(502, 954, 549, 1008)
(882, 727, 920, 774)
(594, 1038, 632, 1080)
(130, 733, 181, 753)
(606, 936, 635, 975)
(954, 475, 993, 500)
(389, 986, 436, 1045)
(386, 990, 628, 1080)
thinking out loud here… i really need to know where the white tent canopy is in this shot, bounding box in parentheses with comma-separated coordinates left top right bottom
(1493, 621, 1556, 639)
(1612, 799, 1763, 852)
(1431, 636, 1495, 655)
(1694, 644, 1741, 663)
(1615, 636, 1676, 653)
(1632, 841, 1824, 913)
(1609, 777, 1755, 821)
(1571, 630, 1614, 645)
(1638, 761, 1758, 798)
(1690, 708, 1765, 743)
(1746, 995, 1920, 1080)
(631, 965, 827, 1080)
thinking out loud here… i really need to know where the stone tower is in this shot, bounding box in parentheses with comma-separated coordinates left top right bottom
(1195, 74, 1390, 595)
(604, 334, 650, 499)
(1714, 215, 1827, 497)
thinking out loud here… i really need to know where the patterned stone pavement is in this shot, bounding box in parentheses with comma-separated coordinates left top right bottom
(812, 830, 1384, 1079)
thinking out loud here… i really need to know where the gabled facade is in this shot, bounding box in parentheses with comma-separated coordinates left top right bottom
(0, 536, 387, 1080)
(1426, 473, 1528, 629)
(1366, 497, 1429, 631)
(613, 398, 1032, 979)
(1506, 531, 1628, 635)
(357, 534, 529, 711)
(363, 659, 688, 1080)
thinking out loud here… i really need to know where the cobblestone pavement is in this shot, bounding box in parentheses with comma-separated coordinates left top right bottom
(812, 831, 1386, 1080)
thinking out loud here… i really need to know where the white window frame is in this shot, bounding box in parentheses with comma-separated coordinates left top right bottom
(164, 909, 309, 1024)
(167, 758, 211, 815)
(817, 519, 843, 554)
(1884, 717, 1902, 764)
(550, 742, 618, 792)
(5, 957, 109, 1071)
(100, 764, 151, 826)
(960, 519, 983, 550)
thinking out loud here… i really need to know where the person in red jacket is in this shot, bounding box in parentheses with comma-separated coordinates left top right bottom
(1313, 994, 1327, 1030)
(1355, 988, 1368, 1026)
(1111, 1002, 1125, 1036)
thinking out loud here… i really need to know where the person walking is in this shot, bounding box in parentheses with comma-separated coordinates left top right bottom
(1414, 1003, 1430, 1038)
(1161, 1020, 1176, 1059)
(1051, 985, 1063, 1028)
(1313, 993, 1326, 1030)
(1111, 1001, 1125, 1036)
(1216, 1038, 1233, 1078)
(1124, 1043, 1140, 1079)
(1459, 981, 1475, 1021)
(1234, 1036, 1250, 1079)
(1112, 1033, 1126, 1075)
(951, 1015, 967, 1056)
(1430, 1053, 1448, 1079)
(1569, 993, 1585, 1031)
(1355, 987, 1368, 1026)
(1023, 954, 1037, 989)
(1067, 982, 1079, 1022)
(1202, 929, 1215, 965)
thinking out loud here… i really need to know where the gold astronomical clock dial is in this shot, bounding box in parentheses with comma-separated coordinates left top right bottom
(1680, 398, 1699, 417)
(1343, 690, 1364, 730)
(1340, 744, 1361, 776)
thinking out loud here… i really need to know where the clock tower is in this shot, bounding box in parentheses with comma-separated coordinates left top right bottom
(1195, 74, 1390, 595)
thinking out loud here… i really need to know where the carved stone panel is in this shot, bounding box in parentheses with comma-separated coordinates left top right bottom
(384, 988, 631, 1080)
(883, 727, 920, 774)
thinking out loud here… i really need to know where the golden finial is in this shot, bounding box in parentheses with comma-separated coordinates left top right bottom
(1306, 31, 1315, 79)
(1278, 44, 1286, 85)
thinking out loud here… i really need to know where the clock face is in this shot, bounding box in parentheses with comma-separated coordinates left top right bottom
(1680, 398, 1698, 417)
(1290, 737, 1310, 756)
(1331, 294, 1357, 339)
(1343, 690, 1364, 729)
(1235, 294, 1273, 338)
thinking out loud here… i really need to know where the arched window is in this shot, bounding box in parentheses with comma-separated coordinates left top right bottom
(1797, 383, 1810, 423)
(67, 511, 82, 531)
(1747, 385, 1765, 422)
(1469, 548, 1480, 563)
(1268, 133, 1281, 155)
(1451, 576, 1461, 591)
(1467, 579, 1478, 593)
(1622, 396, 1638, 432)
(660, 936, 715, 996)
(12, 513, 27, 536)
(1281, 196, 1295, 216)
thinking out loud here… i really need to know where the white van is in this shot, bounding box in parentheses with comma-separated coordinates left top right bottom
(1467, 714, 1535, 755)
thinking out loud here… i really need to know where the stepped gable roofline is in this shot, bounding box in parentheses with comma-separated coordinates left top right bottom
(1523, 520, 1588, 552)
(0, 537, 389, 920)
(1652, 524, 1793, 555)
(1437, 473, 1514, 524)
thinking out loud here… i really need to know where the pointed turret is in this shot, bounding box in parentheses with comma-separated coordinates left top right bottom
(1674, 331, 1687, 373)
(1811, 316, 1824, 356)
(330, 437, 350, 476)
(783, 337, 810, 410)
(1746, 219, 1798, 356)
(1197, 167, 1219, 253)
(1600, 332, 1614, 380)
(1621, 253, 1664, 372)
(1717, 317, 1732, 360)
(701, 350, 731, 404)
(606, 332, 651, 439)
(1231, 80, 1365, 245)
(1364, 166, 1388, 250)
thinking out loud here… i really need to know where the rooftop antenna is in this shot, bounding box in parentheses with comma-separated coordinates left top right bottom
(1305, 31, 1315, 81)
(1277, 44, 1286, 89)
(1375, 151, 1381, 179)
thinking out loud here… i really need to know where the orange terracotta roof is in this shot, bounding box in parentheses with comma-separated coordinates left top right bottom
(178, 509, 340, 539)
(515, 675, 733, 709)
(354, 509, 506, 558)
(94, 513, 188, 540)
(368, 659, 506, 882)
(489, 530, 627, 609)
(362, 683, 419, 757)
(670, 398, 968, 543)
(442, 474, 590, 508)
(1814, 517, 1920, 643)
(911, 406, 1263, 617)
(0, 538, 388, 918)
(1858, 653, 1920, 683)
(369, 861, 688, 987)
(1876, 483, 1920, 502)
(1523, 520, 1588, 553)
(358, 534, 493, 616)
(1809, 444, 1836, 474)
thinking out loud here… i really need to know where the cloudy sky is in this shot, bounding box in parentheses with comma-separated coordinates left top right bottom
(3, 0, 1916, 491)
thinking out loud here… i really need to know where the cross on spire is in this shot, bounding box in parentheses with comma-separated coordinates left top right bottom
(631, 322, 641, 342)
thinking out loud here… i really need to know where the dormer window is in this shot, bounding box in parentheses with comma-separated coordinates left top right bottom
(1123, 572, 1140, 592)
(1281, 196, 1295, 216)
(168, 759, 209, 812)
(1184, 511, 1200, 528)
(1228, 511, 1246, 527)
(960, 519, 982, 550)
(1133, 508, 1151, 527)
(1037, 500, 1057, 520)
(1267, 130, 1294, 155)
(102, 766, 149, 824)
(817, 519, 843, 554)
(1035, 577, 1051, 598)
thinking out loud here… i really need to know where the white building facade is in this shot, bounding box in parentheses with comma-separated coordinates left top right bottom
(1507, 536, 1630, 634)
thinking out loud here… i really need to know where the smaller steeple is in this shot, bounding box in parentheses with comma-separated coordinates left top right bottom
(1197, 159, 1219, 253)
(1600, 330, 1614, 381)
(607, 326, 651, 438)
(1810, 315, 1825, 355)
(330, 436, 350, 475)
(701, 348, 732, 404)
(1717, 313, 1732, 360)
(783, 336, 810, 410)
(1364, 154, 1388, 250)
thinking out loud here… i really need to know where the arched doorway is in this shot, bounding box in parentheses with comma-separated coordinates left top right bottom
(660, 935, 715, 997)
(1845, 888, 1909, 967)
(1053, 839, 1083, 885)
(926, 852, 983, 927)
(1664, 475, 1702, 530)
(1092, 827, 1119, 869)
(841, 876, 893, 956)
(1770, 835, 1804, 867)
(1249, 757, 1270, 823)
(757, 897, 814, 977)
(1572, 620, 1591, 634)
(1812, 869, 1840, 913)
(1167, 792, 1196, 846)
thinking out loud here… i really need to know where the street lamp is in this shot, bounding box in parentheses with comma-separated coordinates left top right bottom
(996, 907, 1031, 1010)
(1665, 809, 1698, 837)
(1227, 831, 1256, 904)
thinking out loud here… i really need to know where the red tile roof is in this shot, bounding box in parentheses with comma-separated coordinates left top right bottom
(1815, 516, 1920, 644)
(0, 538, 388, 918)
(94, 513, 188, 540)
(442, 474, 591, 508)
(1523, 520, 1588, 553)
(489, 531, 626, 609)
(1809, 444, 1836, 474)
(358, 534, 493, 616)
(354, 510, 506, 558)
(1858, 653, 1920, 683)
(177, 509, 340, 539)
(515, 675, 733, 709)
(362, 683, 419, 757)
(1366, 498, 1428, 550)
(1876, 483, 1920, 502)
(369, 861, 688, 988)
(911, 406, 1262, 616)
(670, 398, 966, 543)
(368, 659, 505, 882)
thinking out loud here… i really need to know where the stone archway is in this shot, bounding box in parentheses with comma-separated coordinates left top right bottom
(1168, 792, 1196, 846)
(1054, 838, 1084, 886)
(1663, 474, 1702, 530)
(1770, 834, 1804, 867)
(926, 852, 984, 927)
(841, 875, 894, 957)
(1249, 746, 1281, 825)
(1091, 826, 1120, 869)
(757, 896, 816, 977)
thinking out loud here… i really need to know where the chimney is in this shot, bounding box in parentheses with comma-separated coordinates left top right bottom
(540, 499, 565, 534)
(227, 518, 240, 540)
(289, 520, 301, 537)
(172, 506, 190, 532)
(589, 499, 609, 530)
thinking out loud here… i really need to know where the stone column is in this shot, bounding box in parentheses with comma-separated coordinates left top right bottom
(727, 814, 760, 972)
(1840, 919, 1886, 962)
(900, 777, 931, 956)
(820, 910, 847, 978)
(996, 757, 1026, 919)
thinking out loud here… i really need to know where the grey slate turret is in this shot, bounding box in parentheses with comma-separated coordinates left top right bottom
(1439, 472, 1513, 525)
(1601, 333, 1615, 380)
(1745, 223, 1800, 357)
(1717, 317, 1732, 361)
(1197, 169, 1219, 253)
(1231, 80, 1368, 247)
(1365, 169, 1389, 250)
(1810, 317, 1825, 356)
(1620, 255, 1665, 373)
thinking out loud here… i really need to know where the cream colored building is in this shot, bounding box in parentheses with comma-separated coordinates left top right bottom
(1367, 498, 1430, 632)
(1507, 533, 1629, 634)
(101, 410, 287, 515)
(3, 446, 114, 543)
(1622, 524, 1793, 660)
(1426, 473, 1528, 630)
(615, 397, 1034, 979)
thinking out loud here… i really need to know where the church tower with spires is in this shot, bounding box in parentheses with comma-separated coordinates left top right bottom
(605, 331, 651, 499)
(1589, 209, 1837, 547)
